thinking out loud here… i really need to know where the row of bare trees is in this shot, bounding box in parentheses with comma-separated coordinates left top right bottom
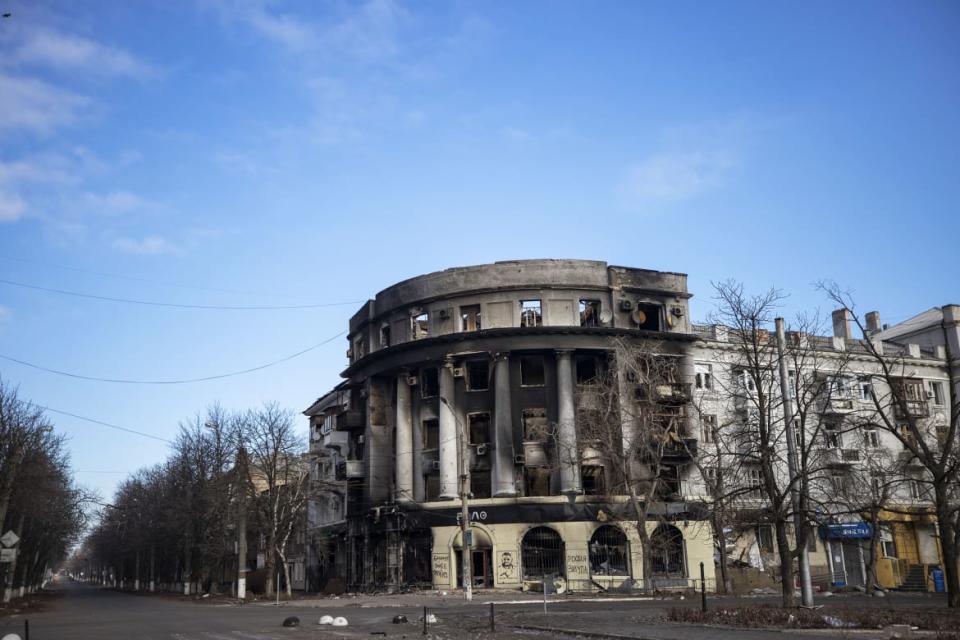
(571, 282, 958, 608)
(79, 403, 310, 598)
(0, 379, 86, 603)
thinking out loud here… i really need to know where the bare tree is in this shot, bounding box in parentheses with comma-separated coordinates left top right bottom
(239, 403, 308, 598)
(575, 336, 693, 588)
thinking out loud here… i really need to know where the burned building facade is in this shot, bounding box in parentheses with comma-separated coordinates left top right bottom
(305, 259, 714, 592)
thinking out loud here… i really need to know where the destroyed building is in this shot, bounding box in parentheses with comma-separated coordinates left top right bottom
(304, 259, 713, 592)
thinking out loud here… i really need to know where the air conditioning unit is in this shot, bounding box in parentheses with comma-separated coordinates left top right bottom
(476, 443, 488, 456)
(514, 454, 526, 465)
(619, 299, 634, 311)
(428, 460, 441, 472)
(407, 375, 419, 386)
(438, 308, 450, 319)
(926, 391, 935, 399)
(452, 367, 465, 378)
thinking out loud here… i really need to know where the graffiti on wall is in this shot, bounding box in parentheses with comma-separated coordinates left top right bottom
(432, 554, 449, 583)
(498, 550, 519, 583)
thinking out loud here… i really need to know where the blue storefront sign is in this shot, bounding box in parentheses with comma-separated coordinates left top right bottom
(821, 522, 873, 539)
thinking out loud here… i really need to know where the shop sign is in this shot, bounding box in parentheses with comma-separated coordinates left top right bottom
(821, 523, 873, 539)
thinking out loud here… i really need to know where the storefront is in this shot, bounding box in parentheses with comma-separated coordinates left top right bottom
(820, 522, 872, 588)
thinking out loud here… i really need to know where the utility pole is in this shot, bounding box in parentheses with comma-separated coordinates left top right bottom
(236, 447, 248, 601)
(458, 418, 473, 602)
(775, 317, 814, 607)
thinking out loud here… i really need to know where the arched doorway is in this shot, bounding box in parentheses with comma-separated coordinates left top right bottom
(521, 526, 565, 580)
(650, 524, 686, 587)
(453, 527, 493, 588)
(589, 525, 630, 577)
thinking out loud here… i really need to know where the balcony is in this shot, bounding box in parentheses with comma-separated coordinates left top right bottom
(636, 382, 692, 405)
(823, 447, 861, 466)
(820, 396, 855, 414)
(335, 459, 365, 480)
(661, 437, 698, 460)
(893, 400, 930, 419)
(322, 430, 349, 451)
(335, 410, 366, 430)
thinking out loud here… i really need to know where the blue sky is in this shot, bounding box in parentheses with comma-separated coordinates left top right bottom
(1, 0, 957, 501)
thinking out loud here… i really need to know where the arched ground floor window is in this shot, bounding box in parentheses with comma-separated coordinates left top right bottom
(589, 525, 629, 577)
(521, 526, 565, 580)
(650, 524, 686, 577)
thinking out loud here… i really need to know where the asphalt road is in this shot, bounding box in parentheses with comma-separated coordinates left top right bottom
(0, 580, 950, 640)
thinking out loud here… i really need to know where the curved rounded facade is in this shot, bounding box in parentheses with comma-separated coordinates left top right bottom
(305, 260, 714, 592)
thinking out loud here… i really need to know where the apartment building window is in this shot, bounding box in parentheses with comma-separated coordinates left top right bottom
(928, 381, 945, 406)
(522, 408, 549, 441)
(831, 472, 850, 494)
(470, 469, 491, 499)
(520, 300, 542, 327)
(746, 467, 764, 500)
(880, 525, 896, 558)
(421, 368, 439, 398)
(831, 375, 851, 399)
(898, 378, 925, 402)
(863, 425, 880, 448)
(353, 336, 365, 360)
(756, 524, 774, 553)
(859, 378, 873, 402)
(910, 479, 925, 501)
(520, 355, 545, 386)
(411, 312, 430, 340)
(466, 360, 489, 391)
(468, 412, 491, 444)
(870, 472, 883, 496)
(701, 415, 718, 444)
(524, 468, 551, 497)
(703, 467, 718, 493)
(824, 420, 842, 449)
(579, 300, 600, 327)
(792, 420, 803, 449)
(734, 368, 756, 392)
(695, 363, 713, 391)
(787, 370, 797, 399)
(898, 423, 916, 449)
(460, 305, 481, 332)
(425, 473, 440, 501)
(422, 419, 439, 450)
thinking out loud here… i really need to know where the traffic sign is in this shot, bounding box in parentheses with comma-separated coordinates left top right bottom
(0, 548, 16, 563)
(0, 530, 19, 548)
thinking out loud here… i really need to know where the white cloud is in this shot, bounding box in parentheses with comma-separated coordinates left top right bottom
(620, 150, 736, 203)
(14, 29, 155, 78)
(0, 72, 89, 134)
(111, 235, 183, 256)
(0, 189, 27, 222)
(78, 191, 152, 217)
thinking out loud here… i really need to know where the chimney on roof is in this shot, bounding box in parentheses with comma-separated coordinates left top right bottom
(832, 309, 852, 340)
(865, 311, 882, 335)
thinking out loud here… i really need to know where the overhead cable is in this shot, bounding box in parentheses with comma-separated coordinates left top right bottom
(0, 277, 363, 310)
(32, 404, 174, 443)
(1, 331, 345, 384)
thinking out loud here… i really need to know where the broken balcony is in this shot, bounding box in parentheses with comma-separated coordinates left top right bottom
(335, 410, 366, 430)
(335, 459, 365, 480)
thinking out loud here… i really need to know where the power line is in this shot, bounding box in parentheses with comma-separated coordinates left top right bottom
(0, 330, 346, 384)
(0, 254, 323, 303)
(0, 277, 363, 310)
(33, 404, 174, 443)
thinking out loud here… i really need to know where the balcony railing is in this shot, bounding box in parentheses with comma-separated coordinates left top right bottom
(335, 410, 365, 430)
(893, 400, 931, 419)
(823, 448, 861, 465)
(662, 438, 698, 460)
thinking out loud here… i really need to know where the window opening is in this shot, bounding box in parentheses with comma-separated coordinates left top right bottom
(461, 305, 481, 332)
(411, 312, 429, 340)
(581, 465, 605, 496)
(695, 363, 713, 391)
(755, 525, 774, 553)
(520, 300, 542, 327)
(422, 419, 439, 450)
(579, 300, 600, 327)
(466, 360, 489, 391)
(520, 356, 545, 386)
(521, 527, 565, 580)
(380, 324, 391, 348)
(633, 303, 662, 331)
(420, 368, 439, 398)
(522, 408, 549, 441)
(650, 525, 686, 575)
(468, 412, 491, 444)
(576, 356, 598, 385)
(589, 526, 628, 576)
(701, 415, 717, 444)
(470, 469, 491, 499)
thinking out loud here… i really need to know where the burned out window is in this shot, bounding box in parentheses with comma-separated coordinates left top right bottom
(422, 419, 439, 450)
(755, 524, 774, 553)
(522, 408, 549, 441)
(380, 324, 391, 348)
(701, 415, 718, 444)
(466, 360, 489, 391)
(520, 356, 545, 386)
(650, 524, 685, 576)
(576, 356, 598, 385)
(631, 303, 661, 331)
(470, 469, 490, 499)
(582, 465, 605, 496)
(524, 467, 552, 498)
(460, 305, 481, 332)
(824, 420, 841, 448)
(425, 473, 440, 501)
(468, 412, 491, 444)
(579, 300, 600, 327)
(353, 336, 365, 360)
(520, 300, 542, 327)
(521, 526, 564, 580)
(694, 363, 713, 390)
(411, 312, 429, 340)
(420, 368, 439, 398)
(589, 526, 628, 576)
